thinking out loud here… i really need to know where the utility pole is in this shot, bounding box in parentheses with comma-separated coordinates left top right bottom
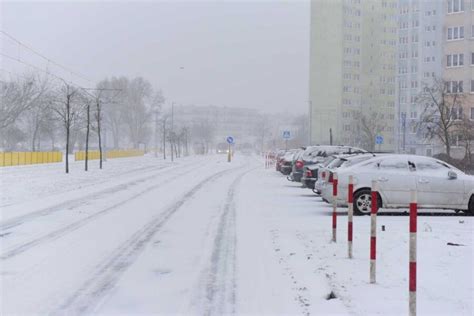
(308, 100, 312, 145)
(329, 128, 333, 145)
(154, 109, 159, 158)
(85, 99, 90, 171)
(171, 102, 174, 162)
(162, 117, 167, 160)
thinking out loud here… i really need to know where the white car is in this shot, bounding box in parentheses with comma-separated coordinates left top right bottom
(334, 155, 474, 215)
(317, 153, 380, 200)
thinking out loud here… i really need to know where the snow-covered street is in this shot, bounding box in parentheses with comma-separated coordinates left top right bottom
(1, 154, 473, 315)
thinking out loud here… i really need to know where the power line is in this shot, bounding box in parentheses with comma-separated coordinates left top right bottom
(0, 30, 91, 83)
(0, 52, 76, 85)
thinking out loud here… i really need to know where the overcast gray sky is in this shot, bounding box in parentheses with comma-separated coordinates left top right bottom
(1, 0, 309, 114)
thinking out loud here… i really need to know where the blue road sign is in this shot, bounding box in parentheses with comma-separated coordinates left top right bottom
(226, 136, 234, 144)
(282, 131, 291, 139)
(375, 135, 384, 145)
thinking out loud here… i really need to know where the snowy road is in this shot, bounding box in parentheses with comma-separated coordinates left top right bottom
(1, 154, 473, 315)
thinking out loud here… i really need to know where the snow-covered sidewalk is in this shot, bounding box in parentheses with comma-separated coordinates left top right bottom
(237, 168, 474, 315)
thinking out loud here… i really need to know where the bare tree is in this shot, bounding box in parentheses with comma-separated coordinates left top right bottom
(191, 118, 215, 154)
(124, 77, 153, 148)
(25, 93, 53, 151)
(352, 107, 385, 151)
(51, 81, 82, 173)
(458, 114, 474, 164)
(0, 73, 49, 130)
(150, 90, 165, 158)
(417, 78, 464, 158)
(98, 77, 127, 149)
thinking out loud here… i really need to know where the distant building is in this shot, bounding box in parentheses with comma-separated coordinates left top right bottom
(309, 0, 398, 151)
(173, 105, 262, 146)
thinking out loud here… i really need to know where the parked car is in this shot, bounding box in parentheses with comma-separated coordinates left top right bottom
(275, 150, 286, 172)
(333, 155, 474, 215)
(290, 145, 367, 183)
(280, 149, 299, 175)
(301, 156, 337, 190)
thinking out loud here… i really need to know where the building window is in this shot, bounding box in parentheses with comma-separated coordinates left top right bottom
(447, 26, 464, 40)
(471, 80, 474, 92)
(447, 81, 464, 93)
(447, 53, 464, 67)
(448, 0, 465, 13)
(471, 107, 474, 120)
(452, 106, 463, 120)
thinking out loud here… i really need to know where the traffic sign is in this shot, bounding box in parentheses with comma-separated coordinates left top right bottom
(226, 136, 234, 144)
(375, 135, 384, 145)
(282, 131, 291, 139)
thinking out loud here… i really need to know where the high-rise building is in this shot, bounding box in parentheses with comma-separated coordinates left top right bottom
(396, 0, 444, 156)
(443, 0, 474, 158)
(309, 0, 398, 151)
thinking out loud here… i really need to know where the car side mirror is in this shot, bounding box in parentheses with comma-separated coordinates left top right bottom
(448, 171, 457, 180)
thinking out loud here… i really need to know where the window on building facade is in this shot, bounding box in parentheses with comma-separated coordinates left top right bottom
(451, 106, 463, 120)
(471, 107, 474, 120)
(447, 53, 464, 67)
(448, 0, 465, 13)
(451, 81, 464, 93)
(471, 80, 474, 92)
(448, 26, 464, 40)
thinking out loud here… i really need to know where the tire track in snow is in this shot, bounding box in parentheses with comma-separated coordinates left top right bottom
(53, 165, 246, 315)
(198, 167, 254, 316)
(0, 162, 180, 209)
(0, 159, 203, 231)
(0, 161, 211, 260)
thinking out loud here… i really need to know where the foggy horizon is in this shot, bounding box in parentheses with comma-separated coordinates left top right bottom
(1, 0, 310, 114)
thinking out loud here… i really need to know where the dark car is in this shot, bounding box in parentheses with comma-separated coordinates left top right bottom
(291, 146, 366, 186)
(275, 150, 286, 172)
(292, 145, 367, 185)
(289, 146, 319, 182)
(301, 156, 336, 190)
(279, 149, 299, 175)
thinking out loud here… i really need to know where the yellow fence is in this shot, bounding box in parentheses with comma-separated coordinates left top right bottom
(0, 151, 62, 167)
(74, 149, 145, 161)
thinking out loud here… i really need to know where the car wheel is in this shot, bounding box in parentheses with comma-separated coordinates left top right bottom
(468, 195, 474, 215)
(353, 189, 382, 216)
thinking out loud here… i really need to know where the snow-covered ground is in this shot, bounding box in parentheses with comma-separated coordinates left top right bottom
(0, 154, 473, 315)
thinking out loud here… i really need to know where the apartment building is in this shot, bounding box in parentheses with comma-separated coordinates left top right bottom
(309, 0, 397, 151)
(397, 0, 444, 156)
(443, 0, 474, 158)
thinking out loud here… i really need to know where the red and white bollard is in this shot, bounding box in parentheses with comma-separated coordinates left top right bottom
(347, 175, 354, 258)
(409, 190, 417, 316)
(332, 173, 338, 242)
(370, 180, 378, 284)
